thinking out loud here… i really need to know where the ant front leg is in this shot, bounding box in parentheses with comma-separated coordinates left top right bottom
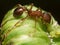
(29, 3, 34, 10)
(36, 8, 43, 17)
(34, 8, 43, 28)
(24, 3, 34, 19)
(36, 8, 42, 12)
(34, 8, 40, 28)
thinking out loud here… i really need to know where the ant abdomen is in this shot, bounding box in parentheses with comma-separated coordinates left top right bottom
(43, 12, 51, 23)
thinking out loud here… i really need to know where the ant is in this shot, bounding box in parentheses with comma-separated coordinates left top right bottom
(14, 3, 51, 23)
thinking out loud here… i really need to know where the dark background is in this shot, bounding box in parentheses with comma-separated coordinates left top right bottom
(0, 0, 60, 24)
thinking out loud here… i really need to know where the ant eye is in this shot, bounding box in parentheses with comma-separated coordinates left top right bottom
(13, 7, 24, 17)
(43, 12, 51, 23)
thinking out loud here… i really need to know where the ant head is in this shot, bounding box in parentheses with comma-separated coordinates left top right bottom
(13, 4, 27, 17)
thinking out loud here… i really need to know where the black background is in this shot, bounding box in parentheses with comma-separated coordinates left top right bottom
(0, 0, 60, 24)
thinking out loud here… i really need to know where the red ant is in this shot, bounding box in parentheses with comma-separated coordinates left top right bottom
(13, 4, 51, 27)
(14, 4, 51, 22)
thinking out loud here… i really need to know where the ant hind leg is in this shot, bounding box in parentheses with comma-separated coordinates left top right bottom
(36, 8, 42, 12)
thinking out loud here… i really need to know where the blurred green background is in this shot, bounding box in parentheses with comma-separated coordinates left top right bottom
(0, 0, 60, 25)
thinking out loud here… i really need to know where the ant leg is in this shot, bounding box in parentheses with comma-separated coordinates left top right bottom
(36, 8, 40, 11)
(35, 17, 36, 28)
(34, 16, 38, 33)
(35, 16, 37, 28)
(36, 8, 42, 12)
(36, 8, 43, 17)
(29, 3, 34, 10)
